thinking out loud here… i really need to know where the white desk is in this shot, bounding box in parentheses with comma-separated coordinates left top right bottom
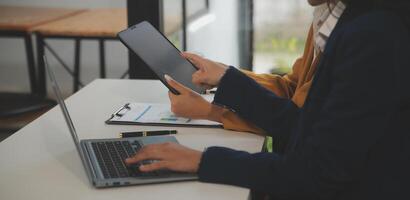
(0, 79, 264, 200)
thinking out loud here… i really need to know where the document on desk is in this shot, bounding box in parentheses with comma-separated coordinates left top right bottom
(106, 103, 222, 127)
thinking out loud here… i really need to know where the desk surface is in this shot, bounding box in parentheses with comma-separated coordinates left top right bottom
(0, 6, 85, 32)
(32, 8, 127, 37)
(0, 79, 264, 200)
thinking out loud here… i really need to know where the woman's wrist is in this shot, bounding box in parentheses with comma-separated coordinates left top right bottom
(205, 103, 224, 123)
(214, 64, 229, 86)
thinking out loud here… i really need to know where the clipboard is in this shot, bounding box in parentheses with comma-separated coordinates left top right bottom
(105, 103, 222, 128)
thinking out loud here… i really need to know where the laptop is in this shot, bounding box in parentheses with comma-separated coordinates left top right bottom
(44, 55, 198, 188)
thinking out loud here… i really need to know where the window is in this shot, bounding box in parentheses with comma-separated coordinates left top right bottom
(163, 0, 209, 50)
(136, 0, 313, 77)
(163, 0, 183, 49)
(253, 0, 313, 74)
(163, 0, 241, 67)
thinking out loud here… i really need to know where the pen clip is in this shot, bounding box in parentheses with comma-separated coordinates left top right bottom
(113, 103, 131, 117)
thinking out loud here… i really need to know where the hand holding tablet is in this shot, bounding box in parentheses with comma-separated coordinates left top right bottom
(181, 52, 228, 90)
(118, 21, 205, 94)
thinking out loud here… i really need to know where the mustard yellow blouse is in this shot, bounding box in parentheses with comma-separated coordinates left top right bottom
(220, 26, 321, 135)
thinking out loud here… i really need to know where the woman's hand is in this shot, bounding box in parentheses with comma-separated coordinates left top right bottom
(165, 75, 224, 122)
(125, 142, 202, 173)
(182, 52, 228, 89)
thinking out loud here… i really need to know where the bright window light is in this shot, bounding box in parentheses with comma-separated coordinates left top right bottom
(188, 14, 216, 33)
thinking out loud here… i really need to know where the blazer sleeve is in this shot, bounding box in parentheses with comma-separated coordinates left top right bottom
(200, 23, 398, 199)
(213, 67, 301, 137)
(220, 58, 304, 134)
(219, 26, 314, 134)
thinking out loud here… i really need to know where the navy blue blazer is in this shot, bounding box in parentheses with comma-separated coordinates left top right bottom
(197, 3, 410, 200)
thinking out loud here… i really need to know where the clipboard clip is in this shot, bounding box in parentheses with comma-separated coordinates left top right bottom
(110, 103, 131, 119)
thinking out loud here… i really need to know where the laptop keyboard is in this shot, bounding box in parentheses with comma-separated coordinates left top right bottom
(91, 140, 169, 179)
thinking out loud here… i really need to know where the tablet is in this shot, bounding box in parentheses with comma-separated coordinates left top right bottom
(118, 21, 205, 94)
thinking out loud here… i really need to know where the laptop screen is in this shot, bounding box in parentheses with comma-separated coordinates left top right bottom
(44, 56, 82, 150)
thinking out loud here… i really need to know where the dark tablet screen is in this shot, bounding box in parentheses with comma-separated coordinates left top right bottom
(118, 21, 205, 94)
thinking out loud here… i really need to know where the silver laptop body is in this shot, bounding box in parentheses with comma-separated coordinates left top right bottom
(44, 55, 197, 188)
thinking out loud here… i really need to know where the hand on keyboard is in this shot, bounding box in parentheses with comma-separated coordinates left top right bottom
(126, 160, 173, 177)
(125, 142, 202, 173)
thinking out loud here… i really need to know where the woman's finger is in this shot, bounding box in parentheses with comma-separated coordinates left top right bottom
(181, 52, 202, 61)
(125, 144, 164, 164)
(168, 91, 175, 101)
(192, 71, 205, 84)
(139, 161, 170, 172)
(165, 74, 191, 95)
(181, 52, 206, 71)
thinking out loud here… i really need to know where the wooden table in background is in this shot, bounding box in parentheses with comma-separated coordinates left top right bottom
(32, 8, 128, 94)
(0, 6, 85, 93)
(0, 6, 85, 132)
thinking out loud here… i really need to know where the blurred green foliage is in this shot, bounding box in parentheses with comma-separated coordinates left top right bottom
(255, 36, 305, 54)
(270, 65, 292, 75)
(266, 136, 273, 152)
(168, 34, 182, 50)
(255, 34, 306, 74)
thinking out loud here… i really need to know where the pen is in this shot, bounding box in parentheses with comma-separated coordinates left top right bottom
(120, 130, 177, 138)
